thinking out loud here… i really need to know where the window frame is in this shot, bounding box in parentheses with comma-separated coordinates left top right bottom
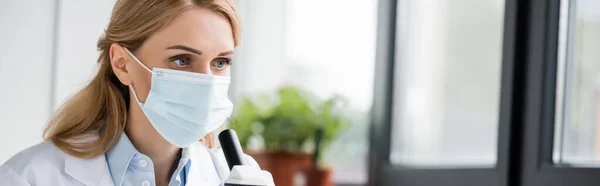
(367, 0, 524, 185)
(369, 0, 600, 185)
(518, 0, 600, 185)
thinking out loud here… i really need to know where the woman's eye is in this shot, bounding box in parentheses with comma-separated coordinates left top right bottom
(172, 57, 191, 67)
(212, 59, 231, 70)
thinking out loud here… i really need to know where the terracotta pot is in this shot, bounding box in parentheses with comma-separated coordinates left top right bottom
(303, 167, 334, 186)
(246, 151, 313, 186)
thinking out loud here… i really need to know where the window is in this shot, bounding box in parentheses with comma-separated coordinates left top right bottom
(516, 0, 600, 185)
(554, 0, 600, 165)
(390, 0, 505, 167)
(232, 0, 377, 184)
(369, 0, 575, 185)
(369, 0, 515, 185)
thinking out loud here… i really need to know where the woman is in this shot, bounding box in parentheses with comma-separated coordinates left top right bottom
(0, 0, 270, 185)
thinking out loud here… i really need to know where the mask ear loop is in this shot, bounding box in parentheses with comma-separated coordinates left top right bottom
(124, 48, 152, 105)
(129, 85, 144, 105)
(124, 48, 152, 72)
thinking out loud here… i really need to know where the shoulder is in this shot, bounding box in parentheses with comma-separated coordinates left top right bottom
(2, 141, 65, 171)
(1, 141, 66, 183)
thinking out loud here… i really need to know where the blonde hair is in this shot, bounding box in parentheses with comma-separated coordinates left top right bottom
(43, 0, 240, 159)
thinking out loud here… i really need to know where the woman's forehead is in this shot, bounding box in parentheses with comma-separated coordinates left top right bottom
(143, 7, 235, 55)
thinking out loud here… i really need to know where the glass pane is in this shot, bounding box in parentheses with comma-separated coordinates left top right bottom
(390, 0, 505, 166)
(555, 0, 600, 164)
(285, 0, 376, 182)
(232, 0, 376, 183)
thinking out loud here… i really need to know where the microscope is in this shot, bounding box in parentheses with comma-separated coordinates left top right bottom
(219, 129, 274, 186)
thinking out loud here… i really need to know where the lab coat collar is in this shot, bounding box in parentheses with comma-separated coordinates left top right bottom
(187, 142, 224, 185)
(64, 151, 111, 186)
(62, 134, 112, 186)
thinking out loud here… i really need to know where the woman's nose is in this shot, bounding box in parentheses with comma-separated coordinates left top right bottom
(195, 62, 212, 75)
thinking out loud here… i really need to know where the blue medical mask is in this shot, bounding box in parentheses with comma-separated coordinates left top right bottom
(125, 48, 234, 148)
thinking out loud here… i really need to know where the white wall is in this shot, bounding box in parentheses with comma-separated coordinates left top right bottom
(54, 0, 115, 106)
(0, 0, 57, 164)
(0, 1, 115, 164)
(230, 0, 288, 99)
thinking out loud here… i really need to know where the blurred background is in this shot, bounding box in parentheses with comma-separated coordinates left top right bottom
(0, 0, 598, 186)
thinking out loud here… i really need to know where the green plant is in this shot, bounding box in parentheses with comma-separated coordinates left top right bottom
(228, 86, 349, 158)
(227, 97, 261, 149)
(316, 95, 349, 154)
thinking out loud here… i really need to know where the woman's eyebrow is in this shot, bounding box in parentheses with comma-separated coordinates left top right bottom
(218, 50, 234, 56)
(166, 45, 202, 55)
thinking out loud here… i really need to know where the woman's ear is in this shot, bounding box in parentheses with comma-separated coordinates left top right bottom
(109, 43, 132, 86)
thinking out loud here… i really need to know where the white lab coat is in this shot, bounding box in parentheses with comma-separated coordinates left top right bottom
(0, 141, 259, 186)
